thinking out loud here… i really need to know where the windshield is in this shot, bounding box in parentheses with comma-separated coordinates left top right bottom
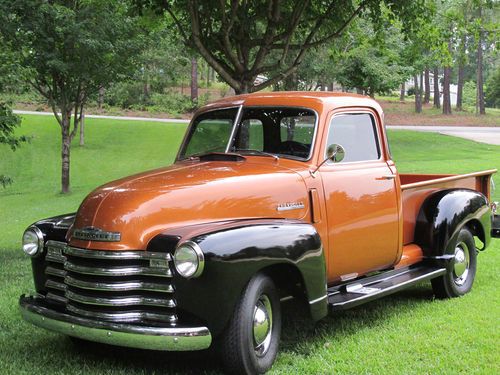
(179, 107, 316, 160)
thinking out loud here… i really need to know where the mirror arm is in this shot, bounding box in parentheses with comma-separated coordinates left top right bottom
(310, 156, 333, 178)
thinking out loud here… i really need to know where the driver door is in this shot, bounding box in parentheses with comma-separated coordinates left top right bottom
(320, 111, 400, 282)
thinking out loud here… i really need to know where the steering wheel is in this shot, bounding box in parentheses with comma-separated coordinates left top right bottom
(280, 141, 310, 157)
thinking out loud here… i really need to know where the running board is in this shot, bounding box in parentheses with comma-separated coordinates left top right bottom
(328, 266, 446, 311)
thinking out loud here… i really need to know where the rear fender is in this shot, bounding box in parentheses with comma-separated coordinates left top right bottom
(415, 189, 492, 261)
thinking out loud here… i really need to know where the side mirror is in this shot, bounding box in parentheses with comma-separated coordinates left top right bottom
(310, 143, 346, 177)
(326, 143, 345, 163)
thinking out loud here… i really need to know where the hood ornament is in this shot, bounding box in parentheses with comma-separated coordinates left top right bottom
(72, 227, 121, 242)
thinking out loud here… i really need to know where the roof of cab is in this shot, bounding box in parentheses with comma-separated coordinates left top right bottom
(199, 91, 384, 116)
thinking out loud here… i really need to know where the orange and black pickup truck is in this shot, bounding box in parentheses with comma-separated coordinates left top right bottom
(20, 92, 499, 374)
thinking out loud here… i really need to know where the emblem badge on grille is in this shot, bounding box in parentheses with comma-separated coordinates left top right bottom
(72, 227, 121, 242)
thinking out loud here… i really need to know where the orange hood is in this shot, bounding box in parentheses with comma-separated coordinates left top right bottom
(69, 159, 310, 250)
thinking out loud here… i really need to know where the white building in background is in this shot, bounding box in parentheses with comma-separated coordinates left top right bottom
(405, 72, 458, 106)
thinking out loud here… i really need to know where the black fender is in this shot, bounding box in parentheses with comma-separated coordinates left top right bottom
(415, 189, 492, 260)
(153, 220, 327, 337)
(28, 213, 76, 293)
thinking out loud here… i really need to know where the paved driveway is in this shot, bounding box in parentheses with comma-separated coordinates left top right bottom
(388, 125, 500, 146)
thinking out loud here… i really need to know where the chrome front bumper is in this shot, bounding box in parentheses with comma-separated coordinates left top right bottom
(19, 295, 212, 351)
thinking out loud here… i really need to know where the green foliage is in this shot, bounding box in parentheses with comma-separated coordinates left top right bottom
(0, 102, 27, 187)
(463, 81, 478, 108)
(485, 67, 500, 108)
(0, 0, 143, 113)
(135, 0, 427, 93)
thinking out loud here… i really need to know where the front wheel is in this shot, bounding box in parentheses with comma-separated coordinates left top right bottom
(221, 273, 281, 374)
(432, 228, 477, 298)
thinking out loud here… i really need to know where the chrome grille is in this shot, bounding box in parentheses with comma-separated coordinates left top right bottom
(44, 240, 177, 324)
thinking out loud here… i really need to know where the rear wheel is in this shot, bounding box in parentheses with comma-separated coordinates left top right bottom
(221, 273, 281, 374)
(432, 228, 477, 298)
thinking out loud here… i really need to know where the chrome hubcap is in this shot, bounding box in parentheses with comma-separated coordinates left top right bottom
(453, 242, 470, 286)
(253, 294, 272, 357)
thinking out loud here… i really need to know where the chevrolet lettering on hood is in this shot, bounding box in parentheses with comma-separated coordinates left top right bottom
(72, 227, 121, 242)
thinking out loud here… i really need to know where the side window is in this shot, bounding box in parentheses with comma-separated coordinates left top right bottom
(326, 113, 380, 163)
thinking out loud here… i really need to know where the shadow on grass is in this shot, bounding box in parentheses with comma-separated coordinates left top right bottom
(14, 285, 437, 374)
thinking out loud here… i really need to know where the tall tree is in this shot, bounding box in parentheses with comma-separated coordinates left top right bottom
(433, 66, 441, 108)
(0, 0, 141, 193)
(424, 68, 431, 103)
(137, 1, 427, 94)
(475, 1, 486, 115)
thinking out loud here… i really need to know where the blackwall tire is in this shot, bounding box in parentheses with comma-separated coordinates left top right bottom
(432, 228, 477, 298)
(221, 273, 281, 374)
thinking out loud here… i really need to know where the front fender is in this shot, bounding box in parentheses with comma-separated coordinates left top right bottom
(415, 189, 492, 257)
(153, 220, 327, 336)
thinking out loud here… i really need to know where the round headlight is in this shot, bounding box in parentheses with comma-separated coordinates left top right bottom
(22, 226, 44, 257)
(173, 241, 204, 278)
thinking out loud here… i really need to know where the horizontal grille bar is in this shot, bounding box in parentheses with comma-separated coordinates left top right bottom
(46, 292, 68, 305)
(65, 290, 176, 308)
(67, 303, 177, 323)
(45, 279, 66, 292)
(64, 261, 172, 277)
(65, 275, 174, 293)
(46, 266, 67, 278)
(64, 246, 171, 261)
(44, 240, 176, 325)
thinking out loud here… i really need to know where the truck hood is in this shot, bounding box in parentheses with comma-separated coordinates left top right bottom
(69, 160, 310, 250)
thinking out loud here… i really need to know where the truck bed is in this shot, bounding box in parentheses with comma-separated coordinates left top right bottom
(400, 169, 496, 245)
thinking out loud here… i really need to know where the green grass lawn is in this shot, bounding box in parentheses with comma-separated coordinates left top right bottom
(0, 115, 499, 374)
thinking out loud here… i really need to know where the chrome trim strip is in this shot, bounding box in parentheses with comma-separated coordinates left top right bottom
(20, 295, 211, 351)
(64, 246, 171, 261)
(308, 294, 328, 305)
(64, 275, 174, 293)
(64, 261, 172, 278)
(67, 303, 177, 323)
(65, 290, 176, 308)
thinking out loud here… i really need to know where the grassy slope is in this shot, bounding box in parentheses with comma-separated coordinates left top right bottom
(0, 115, 498, 374)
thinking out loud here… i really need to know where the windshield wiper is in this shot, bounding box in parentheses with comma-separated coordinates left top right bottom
(236, 149, 280, 161)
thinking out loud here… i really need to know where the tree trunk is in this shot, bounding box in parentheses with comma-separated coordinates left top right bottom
(476, 3, 486, 115)
(414, 75, 422, 113)
(61, 109, 71, 194)
(97, 87, 104, 109)
(328, 82, 334, 91)
(191, 57, 198, 102)
(424, 68, 430, 104)
(443, 38, 452, 115)
(433, 67, 440, 108)
(400, 82, 405, 101)
(442, 63, 452, 115)
(79, 110, 85, 146)
(284, 72, 298, 91)
(206, 62, 210, 88)
(456, 61, 464, 111)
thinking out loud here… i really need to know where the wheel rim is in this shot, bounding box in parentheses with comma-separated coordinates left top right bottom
(453, 241, 470, 286)
(253, 294, 273, 357)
